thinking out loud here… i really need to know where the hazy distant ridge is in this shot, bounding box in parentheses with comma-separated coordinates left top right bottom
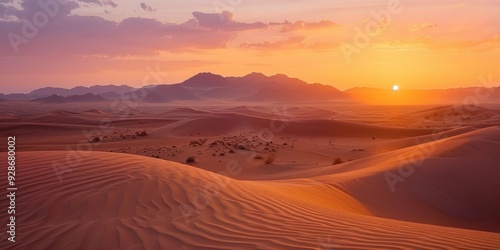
(1, 73, 499, 104)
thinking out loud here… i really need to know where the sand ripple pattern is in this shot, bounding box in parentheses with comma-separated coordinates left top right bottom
(1, 151, 499, 250)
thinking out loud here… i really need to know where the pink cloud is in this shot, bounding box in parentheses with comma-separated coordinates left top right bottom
(277, 20, 338, 32)
(0, 5, 258, 56)
(240, 36, 307, 50)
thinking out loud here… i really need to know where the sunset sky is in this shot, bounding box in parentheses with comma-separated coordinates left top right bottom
(0, 0, 499, 93)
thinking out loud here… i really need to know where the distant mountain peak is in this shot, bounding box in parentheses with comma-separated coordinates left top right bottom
(32, 93, 106, 103)
(28, 84, 135, 98)
(181, 72, 232, 88)
(244, 72, 268, 78)
(143, 84, 200, 102)
(32, 94, 66, 103)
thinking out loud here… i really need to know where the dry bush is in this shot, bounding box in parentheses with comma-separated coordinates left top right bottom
(333, 157, 344, 165)
(90, 137, 101, 143)
(136, 130, 148, 136)
(265, 154, 276, 164)
(186, 156, 196, 163)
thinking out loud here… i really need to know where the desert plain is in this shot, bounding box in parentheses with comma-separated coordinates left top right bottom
(1, 92, 500, 249)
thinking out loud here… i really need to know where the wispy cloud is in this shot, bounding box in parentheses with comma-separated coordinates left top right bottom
(0, 0, 499, 92)
(275, 20, 338, 32)
(411, 22, 437, 32)
(140, 2, 156, 12)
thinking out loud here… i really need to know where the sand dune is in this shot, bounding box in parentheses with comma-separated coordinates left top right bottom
(310, 126, 500, 232)
(1, 103, 499, 249)
(1, 150, 499, 250)
(0, 122, 101, 135)
(151, 112, 435, 138)
(374, 124, 493, 152)
(387, 104, 500, 128)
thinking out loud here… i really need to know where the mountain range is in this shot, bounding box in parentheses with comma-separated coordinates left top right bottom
(1, 73, 499, 104)
(32, 93, 107, 103)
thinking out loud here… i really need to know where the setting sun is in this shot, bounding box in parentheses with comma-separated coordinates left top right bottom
(1, 1, 500, 249)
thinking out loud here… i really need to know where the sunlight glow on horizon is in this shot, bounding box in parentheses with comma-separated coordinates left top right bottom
(0, 0, 499, 93)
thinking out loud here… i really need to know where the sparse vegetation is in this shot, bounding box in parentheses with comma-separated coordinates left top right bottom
(135, 130, 148, 136)
(90, 137, 101, 143)
(186, 156, 196, 163)
(333, 157, 344, 165)
(265, 154, 276, 164)
(189, 138, 207, 147)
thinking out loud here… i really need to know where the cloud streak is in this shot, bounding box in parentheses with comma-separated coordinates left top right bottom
(140, 2, 155, 12)
(0, 0, 498, 93)
(0, 5, 266, 56)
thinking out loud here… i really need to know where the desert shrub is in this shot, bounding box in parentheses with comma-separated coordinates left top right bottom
(265, 154, 276, 164)
(136, 130, 148, 137)
(190, 138, 208, 147)
(186, 156, 196, 163)
(333, 157, 344, 165)
(254, 155, 264, 160)
(90, 137, 101, 143)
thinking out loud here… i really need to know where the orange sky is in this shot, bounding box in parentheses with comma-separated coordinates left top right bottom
(0, 0, 499, 93)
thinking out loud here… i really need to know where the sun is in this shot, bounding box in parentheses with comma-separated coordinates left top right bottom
(392, 85, 399, 91)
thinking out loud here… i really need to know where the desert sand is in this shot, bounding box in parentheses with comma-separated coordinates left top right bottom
(1, 101, 500, 249)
